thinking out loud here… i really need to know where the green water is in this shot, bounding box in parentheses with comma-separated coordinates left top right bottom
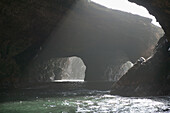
(1, 97, 77, 113)
(0, 90, 170, 113)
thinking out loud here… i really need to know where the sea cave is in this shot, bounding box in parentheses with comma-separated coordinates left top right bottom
(0, 0, 170, 112)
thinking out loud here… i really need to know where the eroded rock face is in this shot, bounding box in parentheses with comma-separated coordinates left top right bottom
(27, 58, 69, 82)
(111, 36, 170, 96)
(64, 57, 86, 80)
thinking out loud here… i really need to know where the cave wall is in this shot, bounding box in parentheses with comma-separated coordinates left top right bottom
(110, 0, 170, 96)
(111, 35, 170, 96)
(0, 0, 78, 85)
(0, 0, 168, 87)
(33, 1, 163, 81)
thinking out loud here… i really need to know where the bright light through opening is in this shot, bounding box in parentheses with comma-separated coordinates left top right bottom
(91, 0, 161, 27)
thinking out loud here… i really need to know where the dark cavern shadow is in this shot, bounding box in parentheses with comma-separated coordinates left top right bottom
(0, 0, 170, 102)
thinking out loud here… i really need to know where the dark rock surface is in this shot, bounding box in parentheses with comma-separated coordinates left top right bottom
(110, 0, 170, 96)
(111, 35, 170, 96)
(25, 1, 162, 82)
(0, 0, 78, 87)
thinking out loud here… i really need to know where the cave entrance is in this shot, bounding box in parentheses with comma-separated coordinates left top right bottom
(54, 56, 86, 82)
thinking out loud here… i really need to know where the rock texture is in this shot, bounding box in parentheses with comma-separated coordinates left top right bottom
(110, 0, 170, 96)
(25, 57, 85, 82)
(64, 57, 86, 80)
(35, 1, 163, 82)
(104, 53, 133, 82)
(111, 36, 170, 96)
(0, 0, 167, 88)
(0, 0, 78, 87)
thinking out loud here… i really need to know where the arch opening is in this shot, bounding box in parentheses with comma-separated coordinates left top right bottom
(54, 56, 86, 82)
(32, 56, 86, 82)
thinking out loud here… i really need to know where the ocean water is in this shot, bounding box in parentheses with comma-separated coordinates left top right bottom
(0, 90, 170, 113)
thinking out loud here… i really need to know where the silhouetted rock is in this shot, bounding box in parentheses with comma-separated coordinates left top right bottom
(111, 35, 170, 96)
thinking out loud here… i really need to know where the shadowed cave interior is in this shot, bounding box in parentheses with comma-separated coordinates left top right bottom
(0, 0, 170, 97)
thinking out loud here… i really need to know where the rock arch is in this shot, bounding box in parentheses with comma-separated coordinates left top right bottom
(0, 0, 169, 87)
(35, 0, 163, 82)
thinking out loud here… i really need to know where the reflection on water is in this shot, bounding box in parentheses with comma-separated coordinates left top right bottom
(0, 90, 170, 113)
(54, 80, 84, 82)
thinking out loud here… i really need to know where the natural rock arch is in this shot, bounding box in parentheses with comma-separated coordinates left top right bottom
(35, 1, 163, 82)
(0, 0, 169, 87)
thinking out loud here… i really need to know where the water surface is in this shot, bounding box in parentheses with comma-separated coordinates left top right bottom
(0, 90, 170, 113)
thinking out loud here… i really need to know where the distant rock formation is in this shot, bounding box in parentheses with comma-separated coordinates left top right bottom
(24, 57, 86, 82)
(115, 61, 134, 81)
(64, 57, 86, 80)
(103, 50, 134, 82)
